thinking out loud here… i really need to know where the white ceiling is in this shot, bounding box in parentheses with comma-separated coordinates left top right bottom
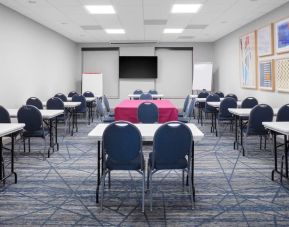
(1, 0, 288, 43)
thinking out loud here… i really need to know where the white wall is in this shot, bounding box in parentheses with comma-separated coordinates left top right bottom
(0, 4, 79, 108)
(214, 2, 289, 108)
(79, 42, 214, 108)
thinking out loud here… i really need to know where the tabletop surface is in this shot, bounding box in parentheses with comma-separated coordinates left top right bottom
(88, 123, 204, 142)
(0, 123, 25, 137)
(262, 122, 289, 135)
(67, 97, 96, 102)
(207, 101, 242, 107)
(7, 109, 64, 119)
(42, 101, 81, 108)
(228, 108, 279, 117)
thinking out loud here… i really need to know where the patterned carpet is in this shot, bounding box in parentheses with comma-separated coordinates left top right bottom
(1, 116, 289, 226)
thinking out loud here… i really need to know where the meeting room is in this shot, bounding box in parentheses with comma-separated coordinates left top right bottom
(1, 0, 289, 226)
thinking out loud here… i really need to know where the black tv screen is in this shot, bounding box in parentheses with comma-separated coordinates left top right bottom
(119, 56, 157, 78)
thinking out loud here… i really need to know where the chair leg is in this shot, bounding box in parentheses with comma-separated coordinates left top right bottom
(100, 171, 107, 211)
(182, 169, 185, 188)
(142, 170, 145, 213)
(23, 137, 26, 153)
(28, 138, 31, 153)
(108, 171, 111, 189)
(147, 165, 150, 190)
(265, 136, 267, 150)
(149, 171, 153, 211)
(188, 169, 194, 209)
(281, 155, 285, 183)
(260, 136, 262, 150)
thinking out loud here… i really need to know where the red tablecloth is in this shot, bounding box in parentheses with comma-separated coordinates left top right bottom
(115, 99, 178, 123)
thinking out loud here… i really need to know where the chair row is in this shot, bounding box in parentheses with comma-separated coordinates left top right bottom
(100, 121, 194, 212)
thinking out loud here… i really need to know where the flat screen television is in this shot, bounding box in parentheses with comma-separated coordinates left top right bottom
(119, 56, 157, 78)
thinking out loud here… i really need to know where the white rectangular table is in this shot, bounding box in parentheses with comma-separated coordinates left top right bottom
(229, 108, 279, 156)
(207, 101, 242, 108)
(67, 97, 96, 102)
(0, 123, 25, 184)
(7, 109, 64, 157)
(88, 123, 204, 203)
(128, 94, 164, 100)
(263, 122, 289, 181)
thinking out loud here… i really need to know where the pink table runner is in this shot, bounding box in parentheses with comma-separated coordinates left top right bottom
(115, 99, 178, 123)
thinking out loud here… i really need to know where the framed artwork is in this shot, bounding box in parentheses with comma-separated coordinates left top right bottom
(239, 32, 257, 89)
(258, 60, 274, 91)
(275, 58, 289, 92)
(257, 24, 273, 57)
(275, 18, 289, 54)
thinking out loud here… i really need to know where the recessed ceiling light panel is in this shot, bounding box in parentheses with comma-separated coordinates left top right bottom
(84, 5, 115, 14)
(163, 28, 184, 34)
(171, 4, 202, 13)
(105, 29, 125, 34)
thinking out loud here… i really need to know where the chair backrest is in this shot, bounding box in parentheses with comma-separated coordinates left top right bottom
(83, 91, 95, 97)
(133, 89, 143, 95)
(152, 121, 192, 169)
(219, 97, 237, 119)
(72, 94, 86, 112)
(17, 105, 43, 132)
(247, 104, 273, 135)
(184, 99, 195, 118)
(46, 97, 64, 110)
(276, 104, 289, 122)
(0, 105, 11, 123)
(103, 121, 142, 165)
(54, 93, 67, 102)
(26, 97, 43, 109)
(96, 98, 105, 117)
(215, 91, 224, 98)
(103, 95, 110, 112)
(198, 91, 209, 98)
(148, 89, 158, 95)
(205, 94, 220, 112)
(182, 95, 190, 113)
(225, 93, 238, 101)
(140, 93, 153, 100)
(241, 97, 258, 108)
(137, 102, 158, 123)
(68, 91, 78, 97)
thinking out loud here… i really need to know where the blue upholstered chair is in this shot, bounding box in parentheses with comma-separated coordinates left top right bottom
(217, 97, 237, 136)
(96, 99, 114, 123)
(101, 121, 145, 212)
(179, 95, 190, 117)
(83, 91, 94, 97)
(72, 94, 88, 126)
(215, 91, 224, 98)
(241, 97, 258, 108)
(133, 89, 143, 100)
(225, 93, 238, 101)
(26, 97, 43, 109)
(137, 102, 158, 123)
(203, 94, 220, 132)
(68, 91, 78, 98)
(0, 105, 11, 123)
(103, 95, 114, 117)
(277, 104, 289, 182)
(243, 104, 273, 155)
(140, 93, 153, 100)
(178, 99, 195, 123)
(147, 121, 194, 210)
(17, 105, 49, 158)
(47, 97, 68, 135)
(196, 91, 209, 125)
(148, 90, 158, 99)
(54, 93, 67, 102)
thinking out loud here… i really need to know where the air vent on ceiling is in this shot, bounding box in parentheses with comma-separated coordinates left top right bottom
(178, 36, 195, 39)
(109, 40, 159, 45)
(80, 25, 103, 30)
(144, 19, 167, 25)
(185, 24, 208, 29)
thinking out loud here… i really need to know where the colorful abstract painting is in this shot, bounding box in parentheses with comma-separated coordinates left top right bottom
(275, 18, 289, 54)
(259, 60, 274, 91)
(276, 58, 289, 92)
(257, 24, 273, 57)
(239, 32, 257, 89)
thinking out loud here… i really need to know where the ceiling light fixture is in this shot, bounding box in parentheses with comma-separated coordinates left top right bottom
(105, 29, 125, 34)
(171, 4, 202, 13)
(163, 28, 183, 34)
(84, 5, 115, 14)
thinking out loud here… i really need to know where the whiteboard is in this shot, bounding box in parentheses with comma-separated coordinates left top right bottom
(82, 73, 103, 97)
(192, 63, 213, 91)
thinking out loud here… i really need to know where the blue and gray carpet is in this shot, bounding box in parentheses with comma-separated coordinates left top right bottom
(1, 117, 289, 226)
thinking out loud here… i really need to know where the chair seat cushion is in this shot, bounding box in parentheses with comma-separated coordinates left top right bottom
(148, 152, 188, 170)
(178, 113, 184, 117)
(178, 117, 189, 123)
(23, 128, 49, 138)
(106, 154, 143, 170)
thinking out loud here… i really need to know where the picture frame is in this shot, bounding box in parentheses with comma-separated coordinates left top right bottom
(239, 32, 257, 89)
(275, 58, 289, 93)
(275, 17, 289, 54)
(257, 24, 274, 57)
(258, 60, 274, 91)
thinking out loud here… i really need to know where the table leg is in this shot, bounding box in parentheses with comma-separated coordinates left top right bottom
(272, 132, 277, 181)
(96, 140, 100, 203)
(11, 135, 17, 183)
(240, 117, 245, 156)
(285, 135, 288, 178)
(191, 141, 195, 202)
(71, 108, 75, 136)
(234, 115, 238, 149)
(0, 137, 3, 183)
(48, 119, 53, 158)
(55, 117, 59, 151)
